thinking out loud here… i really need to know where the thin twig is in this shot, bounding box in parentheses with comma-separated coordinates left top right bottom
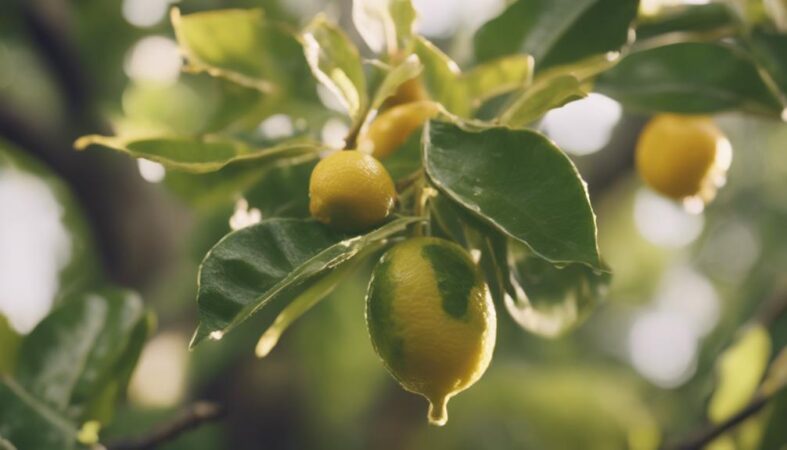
(667, 393, 771, 450)
(666, 285, 787, 450)
(106, 402, 225, 450)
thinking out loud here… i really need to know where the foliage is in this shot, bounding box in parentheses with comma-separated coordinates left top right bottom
(4, 0, 787, 447)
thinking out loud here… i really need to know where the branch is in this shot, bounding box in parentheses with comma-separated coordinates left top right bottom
(19, 0, 94, 116)
(106, 402, 225, 450)
(667, 393, 771, 450)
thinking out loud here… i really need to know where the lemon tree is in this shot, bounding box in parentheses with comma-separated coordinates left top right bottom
(63, 0, 787, 437)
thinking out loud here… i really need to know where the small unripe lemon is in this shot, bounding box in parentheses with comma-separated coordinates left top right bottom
(309, 150, 396, 232)
(358, 101, 439, 160)
(382, 76, 429, 110)
(366, 237, 497, 426)
(636, 114, 732, 202)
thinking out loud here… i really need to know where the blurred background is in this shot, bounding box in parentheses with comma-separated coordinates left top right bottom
(2, 0, 787, 449)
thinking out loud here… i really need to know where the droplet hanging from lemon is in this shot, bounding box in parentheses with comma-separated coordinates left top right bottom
(366, 237, 497, 426)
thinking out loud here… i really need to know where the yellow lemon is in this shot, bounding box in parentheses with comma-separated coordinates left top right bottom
(636, 114, 732, 202)
(358, 101, 439, 160)
(309, 151, 396, 232)
(382, 76, 429, 110)
(366, 237, 497, 426)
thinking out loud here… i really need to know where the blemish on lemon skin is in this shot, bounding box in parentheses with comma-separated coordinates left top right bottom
(420, 244, 474, 319)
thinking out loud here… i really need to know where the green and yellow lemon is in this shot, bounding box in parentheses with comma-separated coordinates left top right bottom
(636, 114, 732, 202)
(366, 237, 497, 426)
(308, 150, 397, 232)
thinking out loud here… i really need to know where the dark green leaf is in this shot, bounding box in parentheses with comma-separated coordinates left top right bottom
(750, 28, 787, 98)
(424, 121, 602, 269)
(172, 8, 315, 97)
(0, 377, 79, 450)
(760, 388, 787, 450)
(597, 42, 786, 116)
(636, 3, 741, 40)
(74, 134, 323, 173)
(15, 289, 149, 423)
(474, 0, 638, 71)
(192, 216, 422, 347)
(353, 0, 417, 54)
(303, 16, 368, 122)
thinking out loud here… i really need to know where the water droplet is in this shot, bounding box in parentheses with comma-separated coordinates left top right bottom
(427, 396, 449, 426)
(209, 330, 224, 341)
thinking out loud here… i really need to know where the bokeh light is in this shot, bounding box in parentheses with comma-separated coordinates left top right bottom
(0, 170, 70, 334)
(122, 0, 176, 28)
(540, 93, 623, 156)
(634, 188, 704, 248)
(128, 332, 189, 408)
(258, 114, 295, 140)
(124, 36, 181, 84)
(137, 159, 166, 183)
(628, 310, 698, 388)
(321, 118, 350, 150)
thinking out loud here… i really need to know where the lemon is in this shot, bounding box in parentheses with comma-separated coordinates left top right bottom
(366, 237, 497, 426)
(382, 76, 429, 110)
(309, 150, 396, 232)
(636, 114, 732, 202)
(358, 101, 439, 160)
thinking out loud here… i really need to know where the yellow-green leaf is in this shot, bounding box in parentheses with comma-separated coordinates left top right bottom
(709, 324, 772, 423)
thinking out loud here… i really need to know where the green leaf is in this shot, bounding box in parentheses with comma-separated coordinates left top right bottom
(303, 16, 368, 122)
(499, 75, 587, 126)
(504, 242, 611, 337)
(192, 216, 422, 347)
(0, 377, 79, 450)
(424, 121, 602, 269)
(708, 325, 771, 423)
(462, 55, 534, 107)
(74, 134, 323, 173)
(15, 289, 150, 423)
(474, 0, 638, 71)
(496, 52, 621, 125)
(412, 39, 532, 118)
(171, 8, 314, 96)
(352, 0, 417, 54)
(120, 76, 266, 136)
(597, 42, 786, 116)
(413, 37, 470, 116)
(255, 243, 381, 358)
(369, 55, 423, 112)
(750, 28, 787, 99)
(636, 3, 741, 41)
